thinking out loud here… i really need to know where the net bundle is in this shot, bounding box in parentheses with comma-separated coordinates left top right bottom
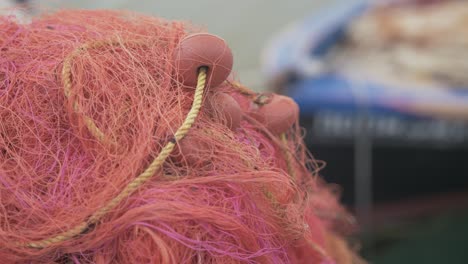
(0, 10, 360, 263)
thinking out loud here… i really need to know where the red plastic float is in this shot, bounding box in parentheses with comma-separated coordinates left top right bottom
(251, 94, 299, 134)
(208, 92, 242, 130)
(174, 33, 233, 88)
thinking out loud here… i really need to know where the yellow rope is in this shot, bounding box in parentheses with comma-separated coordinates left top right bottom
(22, 41, 207, 248)
(228, 80, 256, 96)
(280, 133, 296, 181)
(62, 39, 149, 148)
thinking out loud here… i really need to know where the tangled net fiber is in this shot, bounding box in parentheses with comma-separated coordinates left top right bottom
(0, 10, 361, 263)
